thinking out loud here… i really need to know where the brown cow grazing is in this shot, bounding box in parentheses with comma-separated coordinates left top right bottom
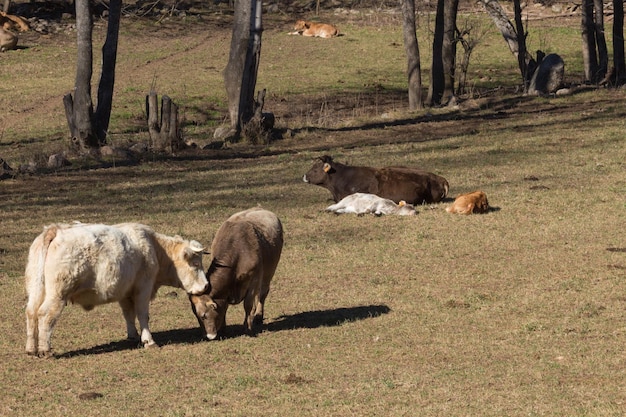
(303, 155, 449, 205)
(24, 222, 209, 356)
(446, 190, 490, 214)
(189, 208, 283, 340)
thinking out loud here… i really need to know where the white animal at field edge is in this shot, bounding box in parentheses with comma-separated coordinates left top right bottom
(325, 193, 417, 216)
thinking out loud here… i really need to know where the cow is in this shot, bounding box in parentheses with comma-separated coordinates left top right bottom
(24, 222, 209, 357)
(326, 193, 417, 216)
(289, 20, 339, 38)
(303, 155, 449, 205)
(189, 208, 283, 340)
(0, 27, 17, 52)
(446, 190, 490, 214)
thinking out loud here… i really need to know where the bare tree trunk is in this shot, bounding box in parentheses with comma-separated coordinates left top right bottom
(513, 0, 529, 89)
(400, 0, 422, 110)
(480, 1, 531, 65)
(64, 0, 97, 150)
(93, 0, 121, 144)
(442, 0, 459, 102)
(224, 0, 263, 139)
(427, 0, 445, 105)
(613, 0, 626, 84)
(581, 0, 598, 82)
(593, 0, 608, 80)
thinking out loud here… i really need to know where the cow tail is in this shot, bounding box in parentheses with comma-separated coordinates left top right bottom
(25, 225, 58, 305)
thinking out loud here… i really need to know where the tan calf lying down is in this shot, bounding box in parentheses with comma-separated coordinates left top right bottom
(446, 190, 490, 215)
(0, 27, 17, 52)
(289, 20, 338, 38)
(0, 11, 30, 32)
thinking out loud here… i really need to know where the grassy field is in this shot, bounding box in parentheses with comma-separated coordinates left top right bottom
(1, 4, 626, 416)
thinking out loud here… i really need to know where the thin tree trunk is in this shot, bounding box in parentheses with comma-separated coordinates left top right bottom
(66, 0, 97, 149)
(613, 0, 626, 84)
(480, 0, 534, 68)
(593, 0, 608, 80)
(581, 0, 598, 82)
(427, 0, 445, 105)
(513, 0, 529, 89)
(442, 0, 459, 102)
(93, 0, 121, 145)
(400, 0, 422, 110)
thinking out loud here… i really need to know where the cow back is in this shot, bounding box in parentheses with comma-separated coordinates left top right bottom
(209, 209, 283, 302)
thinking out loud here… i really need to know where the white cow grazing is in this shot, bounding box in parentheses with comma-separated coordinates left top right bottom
(24, 222, 209, 357)
(325, 193, 417, 216)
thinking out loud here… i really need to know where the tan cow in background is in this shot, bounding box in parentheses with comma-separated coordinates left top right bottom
(289, 20, 339, 38)
(0, 27, 17, 51)
(0, 11, 29, 51)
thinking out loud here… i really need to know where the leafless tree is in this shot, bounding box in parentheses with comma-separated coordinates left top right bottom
(581, 0, 608, 83)
(63, 0, 121, 150)
(400, 0, 423, 110)
(224, 0, 263, 139)
(427, 0, 459, 106)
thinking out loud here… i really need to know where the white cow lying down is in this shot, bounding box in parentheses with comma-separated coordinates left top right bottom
(24, 222, 209, 357)
(325, 193, 417, 216)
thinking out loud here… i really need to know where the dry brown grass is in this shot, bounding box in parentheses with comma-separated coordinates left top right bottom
(1, 5, 626, 417)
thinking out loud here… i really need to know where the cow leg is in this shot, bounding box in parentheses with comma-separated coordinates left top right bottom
(133, 292, 157, 348)
(118, 298, 140, 341)
(254, 285, 270, 326)
(36, 295, 66, 357)
(25, 290, 45, 356)
(243, 283, 263, 334)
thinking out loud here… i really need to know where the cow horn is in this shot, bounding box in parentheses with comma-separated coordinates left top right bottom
(323, 163, 331, 173)
(399, 201, 406, 207)
(189, 240, 205, 253)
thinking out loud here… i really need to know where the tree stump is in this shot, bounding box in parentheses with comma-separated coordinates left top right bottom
(241, 89, 275, 144)
(146, 90, 184, 153)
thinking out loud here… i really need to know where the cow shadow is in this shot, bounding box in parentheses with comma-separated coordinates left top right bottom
(217, 304, 392, 340)
(55, 328, 204, 358)
(56, 304, 391, 357)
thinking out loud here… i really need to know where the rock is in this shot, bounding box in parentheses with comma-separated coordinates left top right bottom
(0, 157, 16, 180)
(47, 153, 71, 169)
(528, 53, 565, 96)
(100, 145, 130, 159)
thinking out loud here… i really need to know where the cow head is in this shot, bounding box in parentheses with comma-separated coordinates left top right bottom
(397, 200, 417, 216)
(172, 240, 209, 295)
(189, 294, 228, 340)
(303, 155, 335, 185)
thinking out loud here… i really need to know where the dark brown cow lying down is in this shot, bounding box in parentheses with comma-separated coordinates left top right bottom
(189, 208, 283, 340)
(303, 155, 449, 204)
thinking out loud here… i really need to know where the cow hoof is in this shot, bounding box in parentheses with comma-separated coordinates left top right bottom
(143, 341, 158, 349)
(37, 350, 53, 359)
(26, 349, 38, 356)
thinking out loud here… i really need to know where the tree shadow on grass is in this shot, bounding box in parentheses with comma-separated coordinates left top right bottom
(56, 304, 391, 358)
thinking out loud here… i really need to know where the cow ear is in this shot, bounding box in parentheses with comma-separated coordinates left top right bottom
(399, 201, 406, 207)
(323, 162, 331, 173)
